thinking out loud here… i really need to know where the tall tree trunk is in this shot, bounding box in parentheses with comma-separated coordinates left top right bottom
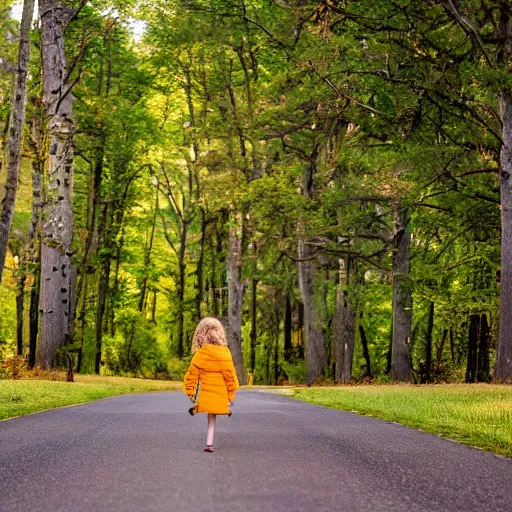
(425, 302, 434, 382)
(195, 209, 206, 321)
(28, 136, 42, 368)
(0, 0, 35, 283)
(334, 272, 345, 382)
(334, 259, 355, 383)
(28, 276, 39, 367)
(391, 206, 413, 382)
(386, 318, 393, 375)
(94, 203, 110, 374)
(284, 293, 292, 362)
(210, 230, 220, 317)
(359, 323, 372, 379)
(109, 230, 124, 338)
(449, 328, 455, 364)
(76, 272, 88, 373)
(139, 191, 158, 313)
(436, 329, 448, 367)
(176, 221, 188, 357)
(95, 259, 110, 374)
(342, 302, 356, 382)
(297, 302, 304, 360)
(74, 147, 103, 373)
(38, 0, 76, 368)
(466, 314, 479, 383)
(274, 303, 280, 385)
(226, 216, 246, 385)
(151, 289, 157, 324)
(297, 240, 325, 385)
(16, 272, 25, 356)
(477, 315, 490, 383)
(496, 17, 512, 380)
(250, 278, 257, 375)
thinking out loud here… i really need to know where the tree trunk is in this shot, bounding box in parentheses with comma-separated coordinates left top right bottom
(226, 217, 246, 384)
(28, 141, 42, 368)
(76, 272, 88, 373)
(0, 0, 35, 283)
(466, 314, 479, 383)
(334, 277, 346, 381)
(359, 324, 372, 379)
(334, 259, 355, 383)
(496, 42, 512, 381)
(284, 293, 292, 362)
(211, 225, 223, 317)
(210, 245, 218, 317)
(176, 221, 188, 357)
(109, 231, 124, 338)
(386, 318, 393, 375)
(297, 302, 304, 359)
(250, 278, 257, 374)
(37, 0, 76, 369)
(16, 272, 25, 356)
(477, 315, 490, 383)
(151, 289, 157, 324)
(436, 329, 448, 367)
(94, 203, 110, 374)
(139, 192, 157, 314)
(95, 259, 110, 374)
(449, 328, 455, 364)
(273, 299, 280, 385)
(195, 209, 206, 322)
(425, 302, 434, 382)
(28, 277, 39, 368)
(342, 302, 356, 382)
(391, 206, 413, 382)
(297, 240, 325, 385)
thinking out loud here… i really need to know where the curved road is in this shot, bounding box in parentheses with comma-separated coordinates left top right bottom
(1, 391, 511, 512)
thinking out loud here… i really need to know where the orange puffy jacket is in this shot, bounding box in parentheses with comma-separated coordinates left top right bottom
(183, 344, 239, 415)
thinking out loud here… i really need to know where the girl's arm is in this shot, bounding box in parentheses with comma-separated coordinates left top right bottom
(222, 358, 239, 403)
(183, 355, 200, 399)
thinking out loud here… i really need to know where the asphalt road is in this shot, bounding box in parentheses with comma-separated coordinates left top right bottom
(1, 391, 511, 512)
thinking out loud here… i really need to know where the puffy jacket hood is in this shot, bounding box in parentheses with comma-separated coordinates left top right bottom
(196, 344, 233, 366)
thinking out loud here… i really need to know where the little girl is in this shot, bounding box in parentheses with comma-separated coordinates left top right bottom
(183, 317, 239, 452)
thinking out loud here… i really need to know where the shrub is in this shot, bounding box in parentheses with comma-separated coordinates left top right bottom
(281, 358, 307, 385)
(166, 357, 191, 381)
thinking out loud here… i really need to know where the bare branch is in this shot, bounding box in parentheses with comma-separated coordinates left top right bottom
(308, 62, 392, 118)
(441, 0, 496, 68)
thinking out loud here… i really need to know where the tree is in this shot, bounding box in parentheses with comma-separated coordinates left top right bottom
(37, 0, 76, 368)
(0, 0, 35, 283)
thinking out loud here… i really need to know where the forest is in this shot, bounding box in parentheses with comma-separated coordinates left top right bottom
(0, 0, 511, 386)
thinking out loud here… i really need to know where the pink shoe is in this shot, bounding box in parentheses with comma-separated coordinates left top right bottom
(204, 445, 214, 453)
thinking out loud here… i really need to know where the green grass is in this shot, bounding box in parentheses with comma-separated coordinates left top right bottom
(287, 384, 512, 457)
(0, 376, 181, 421)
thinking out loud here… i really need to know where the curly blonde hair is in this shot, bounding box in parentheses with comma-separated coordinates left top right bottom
(192, 317, 228, 353)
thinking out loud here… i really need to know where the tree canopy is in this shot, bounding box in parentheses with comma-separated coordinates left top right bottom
(0, 0, 511, 384)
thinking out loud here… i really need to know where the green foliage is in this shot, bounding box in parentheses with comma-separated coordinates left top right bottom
(166, 357, 191, 381)
(1, 0, 508, 384)
(103, 310, 167, 378)
(281, 358, 307, 385)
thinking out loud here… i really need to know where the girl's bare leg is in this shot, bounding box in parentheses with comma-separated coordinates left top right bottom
(206, 413, 216, 447)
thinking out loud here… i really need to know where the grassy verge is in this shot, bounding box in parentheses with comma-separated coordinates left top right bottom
(287, 384, 512, 458)
(0, 375, 181, 421)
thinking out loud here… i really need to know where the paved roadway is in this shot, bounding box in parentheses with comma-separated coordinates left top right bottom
(1, 391, 511, 512)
